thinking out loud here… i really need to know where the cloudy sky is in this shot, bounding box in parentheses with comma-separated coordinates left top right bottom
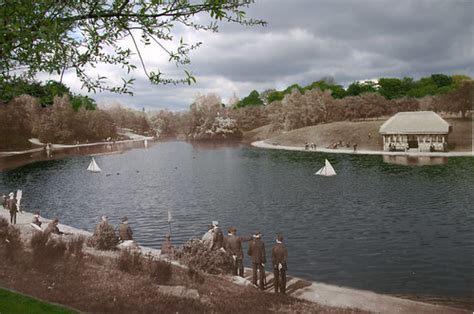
(51, 0, 473, 111)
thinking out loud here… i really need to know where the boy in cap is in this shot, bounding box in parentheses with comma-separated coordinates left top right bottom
(247, 231, 266, 290)
(272, 234, 288, 294)
(118, 216, 133, 241)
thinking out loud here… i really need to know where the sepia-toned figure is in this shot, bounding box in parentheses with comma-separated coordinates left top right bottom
(211, 220, 224, 250)
(224, 227, 244, 277)
(6, 192, 17, 224)
(118, 216, 133, 241)
(45, 218, 63, 235)
(272, 234, 288, 294)
(248, 231, 266, 290)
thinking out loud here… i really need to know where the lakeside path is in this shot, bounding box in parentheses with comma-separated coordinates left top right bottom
(0, 209, 468, 313)
(252, 140, 474, 157)
(0, 129, 154, 158)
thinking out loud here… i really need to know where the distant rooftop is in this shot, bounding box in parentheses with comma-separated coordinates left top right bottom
(379, 111, 451, 134)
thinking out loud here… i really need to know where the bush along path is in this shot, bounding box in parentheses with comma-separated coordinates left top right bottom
(0, 210, 470, 313)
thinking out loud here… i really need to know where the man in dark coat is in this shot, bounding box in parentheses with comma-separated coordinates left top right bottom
(6, 192, 17, 224)
(118, 216, 133, 241)
(211, 220, 224, 250)
(225, 227, 244, 277)
(248, 231, 266, 290)
(272, 234, 288, 294)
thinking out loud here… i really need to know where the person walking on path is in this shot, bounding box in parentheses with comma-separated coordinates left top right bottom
(6, 192, 17, 224)
(248, 231, 266, 290)
(224, 227, 244, 277)
(272, 234, 288, 294)
(211, 221, 224, 250)
(118, 216, 133, 241)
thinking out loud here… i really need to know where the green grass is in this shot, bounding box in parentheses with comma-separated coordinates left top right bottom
(0, 288, 75, 314)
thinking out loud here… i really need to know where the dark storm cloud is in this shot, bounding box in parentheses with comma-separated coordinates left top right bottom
(77, 0, 473, 109)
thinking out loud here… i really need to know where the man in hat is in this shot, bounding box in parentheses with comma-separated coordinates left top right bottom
(211, 220, 224, 250)
(202, 224, 214, 250)
(45, 218, 63, 235)
(32, 211, 42, 227)
(248, 231, 266, 290)
(118, 216, 133, 241)
(272, 234, 288, 294)
(224, 227, 245, 276)
(6, 192, 17, 224)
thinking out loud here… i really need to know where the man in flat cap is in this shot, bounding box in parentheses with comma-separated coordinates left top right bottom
(248, 231, 266, 290)
(118, 216, 133, 241)
(272, 234, 288, 294)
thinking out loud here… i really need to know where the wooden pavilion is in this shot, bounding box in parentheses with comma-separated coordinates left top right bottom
(379, 111, 451, 152)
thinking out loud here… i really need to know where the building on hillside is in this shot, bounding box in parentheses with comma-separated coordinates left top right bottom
(379, 111, 451, 152)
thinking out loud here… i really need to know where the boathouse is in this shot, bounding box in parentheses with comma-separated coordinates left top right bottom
(379, 111, 451, 152)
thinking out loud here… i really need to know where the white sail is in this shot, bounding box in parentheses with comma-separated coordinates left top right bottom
(87, 157, 102, 172)
(315, 159, 337, 176)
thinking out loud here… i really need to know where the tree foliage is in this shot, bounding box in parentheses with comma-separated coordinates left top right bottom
(1, 0, 265, 94)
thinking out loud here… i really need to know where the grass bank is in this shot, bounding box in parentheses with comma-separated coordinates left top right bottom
(0, 288, 75, 313)
(244, 118, 472, 152)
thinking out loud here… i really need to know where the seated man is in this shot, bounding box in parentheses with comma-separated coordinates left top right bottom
(32, 211, 42, 227)
(44, 218, 63, 235)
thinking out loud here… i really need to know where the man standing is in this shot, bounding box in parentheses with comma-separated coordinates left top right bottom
(248, 231, 266, 290)
(6, 192, 17, 224)
(272, 234, 288, 294)
(211, 221, 224, 250)
(118, 216, 133, 241)
(225, 227, 244, 277)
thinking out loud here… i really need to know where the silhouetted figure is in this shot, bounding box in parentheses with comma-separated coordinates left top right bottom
(272, 234, 288, 294)
(248, 231, 266, 290)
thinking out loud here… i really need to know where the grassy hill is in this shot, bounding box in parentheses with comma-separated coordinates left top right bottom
(245, 118, 472, 152)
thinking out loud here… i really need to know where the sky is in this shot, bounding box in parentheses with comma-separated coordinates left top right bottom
(45, 0, 473, 111)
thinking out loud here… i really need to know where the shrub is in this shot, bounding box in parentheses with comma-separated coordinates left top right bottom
(87, 222, 118, 250)
(173, 240, 234, 275)
(144, 253, 172, 284)
(30, 232, 67, 265)
(0, 217, 23, 260)
(116, 248, 143, 273)
(67, 235, 85, 260)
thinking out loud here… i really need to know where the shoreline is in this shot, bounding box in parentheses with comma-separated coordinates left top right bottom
(251, 140, 474, 157)
(0, 209, 469, 313)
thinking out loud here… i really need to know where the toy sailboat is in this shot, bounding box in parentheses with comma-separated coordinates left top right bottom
(315, 159, 336, 176)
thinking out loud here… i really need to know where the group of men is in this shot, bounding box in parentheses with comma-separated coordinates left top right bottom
(202, 221, 288, 294)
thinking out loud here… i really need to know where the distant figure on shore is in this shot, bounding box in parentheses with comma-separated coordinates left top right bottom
(224, 227, 244, 277)
(211, 221, 224, 250)
(161, 234, 174, 255)
(118, 216, 133, 241)
(304, 142, 309, 150)
(32, 211, 42, 227)
(202, 224, 215, 250)
(6, 192, 17, 224)
(248, 231, 266, 290)
(272, 234, 288, 294)
(45, 218, 63, 235)
(353, 143, 358, 152)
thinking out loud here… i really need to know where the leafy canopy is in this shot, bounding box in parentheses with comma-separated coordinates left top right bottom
(0, 0, 265, 94)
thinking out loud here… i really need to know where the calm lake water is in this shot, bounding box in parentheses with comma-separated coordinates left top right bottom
(0, 141, 473, 298)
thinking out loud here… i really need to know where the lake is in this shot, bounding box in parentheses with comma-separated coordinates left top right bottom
(0, 141, 472, 298)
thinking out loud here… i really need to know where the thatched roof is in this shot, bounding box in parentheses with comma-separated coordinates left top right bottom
(379, 111, 451, 135)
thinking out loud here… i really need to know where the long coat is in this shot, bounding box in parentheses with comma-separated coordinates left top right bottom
(225, 234, 243, 259)
(6, 198, 17, 213)
(272, 242, 288, 268)
(248, 238, 266, 264)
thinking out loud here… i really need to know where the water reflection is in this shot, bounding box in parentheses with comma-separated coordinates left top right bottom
(383, 155, 448, 166)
